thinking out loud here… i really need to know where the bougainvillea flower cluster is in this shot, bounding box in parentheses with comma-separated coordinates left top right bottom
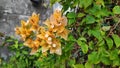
(15, 10, 70, 55)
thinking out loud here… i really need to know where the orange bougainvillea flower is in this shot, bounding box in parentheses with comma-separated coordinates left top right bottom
(57, 29, 70, 40)
(15, 20, 32, 41)
(30, 24, 39, 31)
(24, 38, 41, 55)
(15, 10, 70, 55)
(53, 9, 62, 22)
(44, 19, 57, 32)
(44, 9, 70, 40)
(28, 13, 40, 31)
(50, 38, 62, 55)
(29, 12, 40, 25)
(24, 38, 33, 48)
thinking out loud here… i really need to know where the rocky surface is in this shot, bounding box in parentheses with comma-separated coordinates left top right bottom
(0, 0, 52, 36)
(0, 0, 52, 61)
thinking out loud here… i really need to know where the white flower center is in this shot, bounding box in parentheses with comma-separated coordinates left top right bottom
(48, 37, 52, 41)
(45, 34, 49, 38)
(52, 44, 56, 47)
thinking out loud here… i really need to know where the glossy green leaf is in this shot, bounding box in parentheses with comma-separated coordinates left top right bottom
(98, 40, 105, 46)
(100, 56, 112, 65)
(85, 15, 95, 24)
(99, 47, 111, 65)
(88, 51, 100, 64)
(16, 52, 20, 58)
(79, 0, 93, 9)
(79, 0, 84, 8)
(105, 37, 113, 49)
(88, 30, 103, 41)
(112, 34, 120, 48)
(113, 58, 120, 66)
(109, 49, 119, 60)
(73, 64, 84, 68)
(68, 34, 76, 41)
(67, 12, 76, 18)
(77, 13, 85, 18)
(22, 51, 28, 55)
(85, 62, 93, 68)
(68, 18, 75, 25)
(102, 26, 111, 31)
(88, 41, 94, 50)
(78, 37, 87, 42)
(86, 4, 110, 18)
(95, 0, 105, 6)
(68, 59, 75, 67)
(77, 41, 88, 54)
(65, 42, 74, 52)
(14, 40, 18, 48)
(73, 0, 79, 7)
(113, 6, 120, 14)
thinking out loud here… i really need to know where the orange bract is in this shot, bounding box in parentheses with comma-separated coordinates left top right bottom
(44, 10, 70, 40)
(15, 10, 70, 55)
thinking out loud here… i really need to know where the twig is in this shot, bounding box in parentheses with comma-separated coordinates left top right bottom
(96, 17, 120, 46)
(107, 19, 120, 36)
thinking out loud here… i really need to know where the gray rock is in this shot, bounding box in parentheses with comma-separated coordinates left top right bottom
(0, 0, 52, 36)
(0, 0, 52, 61)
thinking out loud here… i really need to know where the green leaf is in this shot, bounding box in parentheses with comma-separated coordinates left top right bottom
(77, 41, 88, 54)
(102, 26, 111, 31)
(79, 0, 93, 9)
(109, 49, 119, 60)
(14, 40, 18, 48)
(68, 34, 76, 41)
(88, 30, 103, 41)
(113, 58, 120, 66)
(118, 50, 120, 55)
(112, 34, 120, 48)
(100, 56, 112, 65)
(65, 42, 74, 52)
(16, 52, 20, 58)
(22, 51, 28, 55)
(77, 13, 85, 18)
(67, 12, 76, 18)
(84, 0, 93, 9)
(68, 18, 75, 25)
(78, 37, 87, 42)
(79, 0, 84, 8)
(99, 47, 112, 65)
(98, 40, 105, 46)
(85, 15, 95, 24)
(95, 0, 105, 7)
(99, 8, 111, 17)
(86, 4, 110, 18)
(88, 52, 100, 64)
(113, 6, 120, 14)
(68, 59, 75, 67)
(85, 62, 93, 68)
(98, 46, 109, 57)
(73, 64, 84, 68)
(88, 41, 94, 50)
(73, 0, 79, 7)
(105, 37, 113, 49)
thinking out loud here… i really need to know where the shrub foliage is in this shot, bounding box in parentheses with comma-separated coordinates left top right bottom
(1, 0, 120, 68)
